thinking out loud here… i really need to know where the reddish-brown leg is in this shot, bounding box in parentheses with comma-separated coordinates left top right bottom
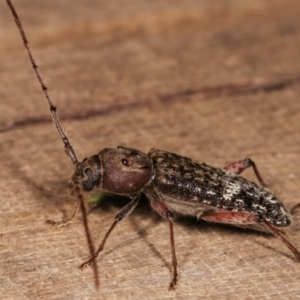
(263, 220, 300, 261)
(202, 211, 257, 224)
(202, 211, 300, 261)
(224, 158, 266, 186)
(79, 195, 140, 270)
(150, 199, 178, 290)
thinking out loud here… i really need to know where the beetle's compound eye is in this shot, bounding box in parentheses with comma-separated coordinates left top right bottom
(122, 159, 128, 166)
(82, 168, 94, 191)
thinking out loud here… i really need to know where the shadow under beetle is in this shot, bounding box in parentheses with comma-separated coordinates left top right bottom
(7, 0, 300, 290)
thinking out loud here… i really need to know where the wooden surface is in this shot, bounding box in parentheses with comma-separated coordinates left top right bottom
(1, 0, 300, 299)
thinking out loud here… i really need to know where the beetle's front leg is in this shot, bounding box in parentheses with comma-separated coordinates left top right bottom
(224, 158, 266, 186)
(79, 194, 140, 270)
(150, 199, 178, 290)
(202, 211, 300, 261)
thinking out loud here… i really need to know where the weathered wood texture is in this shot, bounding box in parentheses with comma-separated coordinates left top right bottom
(1, 0, 300, 299)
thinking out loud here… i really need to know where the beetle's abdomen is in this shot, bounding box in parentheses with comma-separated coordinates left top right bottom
(148, 149, 291, 228)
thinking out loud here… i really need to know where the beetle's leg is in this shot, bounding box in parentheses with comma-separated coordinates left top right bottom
(224, 158, 266, 186)
(79, 194, 140, 269)
(150, 199, 178, 290)
(262, 220, 300, 261)
(202, 211, 300, 261)
(46, 198, 80, 227)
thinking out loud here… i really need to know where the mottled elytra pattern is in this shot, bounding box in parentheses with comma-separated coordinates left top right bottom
(148, 149, 291, 228)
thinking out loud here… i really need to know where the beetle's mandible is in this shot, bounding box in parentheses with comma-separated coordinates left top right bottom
(6, 0, 300, 291)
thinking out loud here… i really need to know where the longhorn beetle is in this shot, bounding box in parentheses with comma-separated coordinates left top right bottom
(7, 0, 300, 290)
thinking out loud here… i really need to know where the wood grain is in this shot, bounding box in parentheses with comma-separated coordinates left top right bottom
(1, 0, 300, 299)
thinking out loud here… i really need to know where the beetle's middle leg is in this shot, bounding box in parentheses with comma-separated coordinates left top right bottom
(224, 158, 266, 186)
(150, 199, 178, 290)
(202, 211, 300, 261)
(79, 194, 140, 270)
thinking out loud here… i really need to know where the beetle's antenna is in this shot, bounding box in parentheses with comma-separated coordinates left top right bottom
(6, 0, 99, 289)
(6, 0, 77, 165)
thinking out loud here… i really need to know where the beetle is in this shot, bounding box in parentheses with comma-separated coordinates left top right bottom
(7, 0, 300, 290)
(75, 147, 300, 289)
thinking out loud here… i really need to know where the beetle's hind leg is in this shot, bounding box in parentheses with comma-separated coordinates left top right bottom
(202, 211, 300, 262)
(262, 220, 300, 261)
(224, 158, 266, 186)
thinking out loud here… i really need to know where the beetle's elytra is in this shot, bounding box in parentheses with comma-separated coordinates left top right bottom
(7, 0, 300, 290)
